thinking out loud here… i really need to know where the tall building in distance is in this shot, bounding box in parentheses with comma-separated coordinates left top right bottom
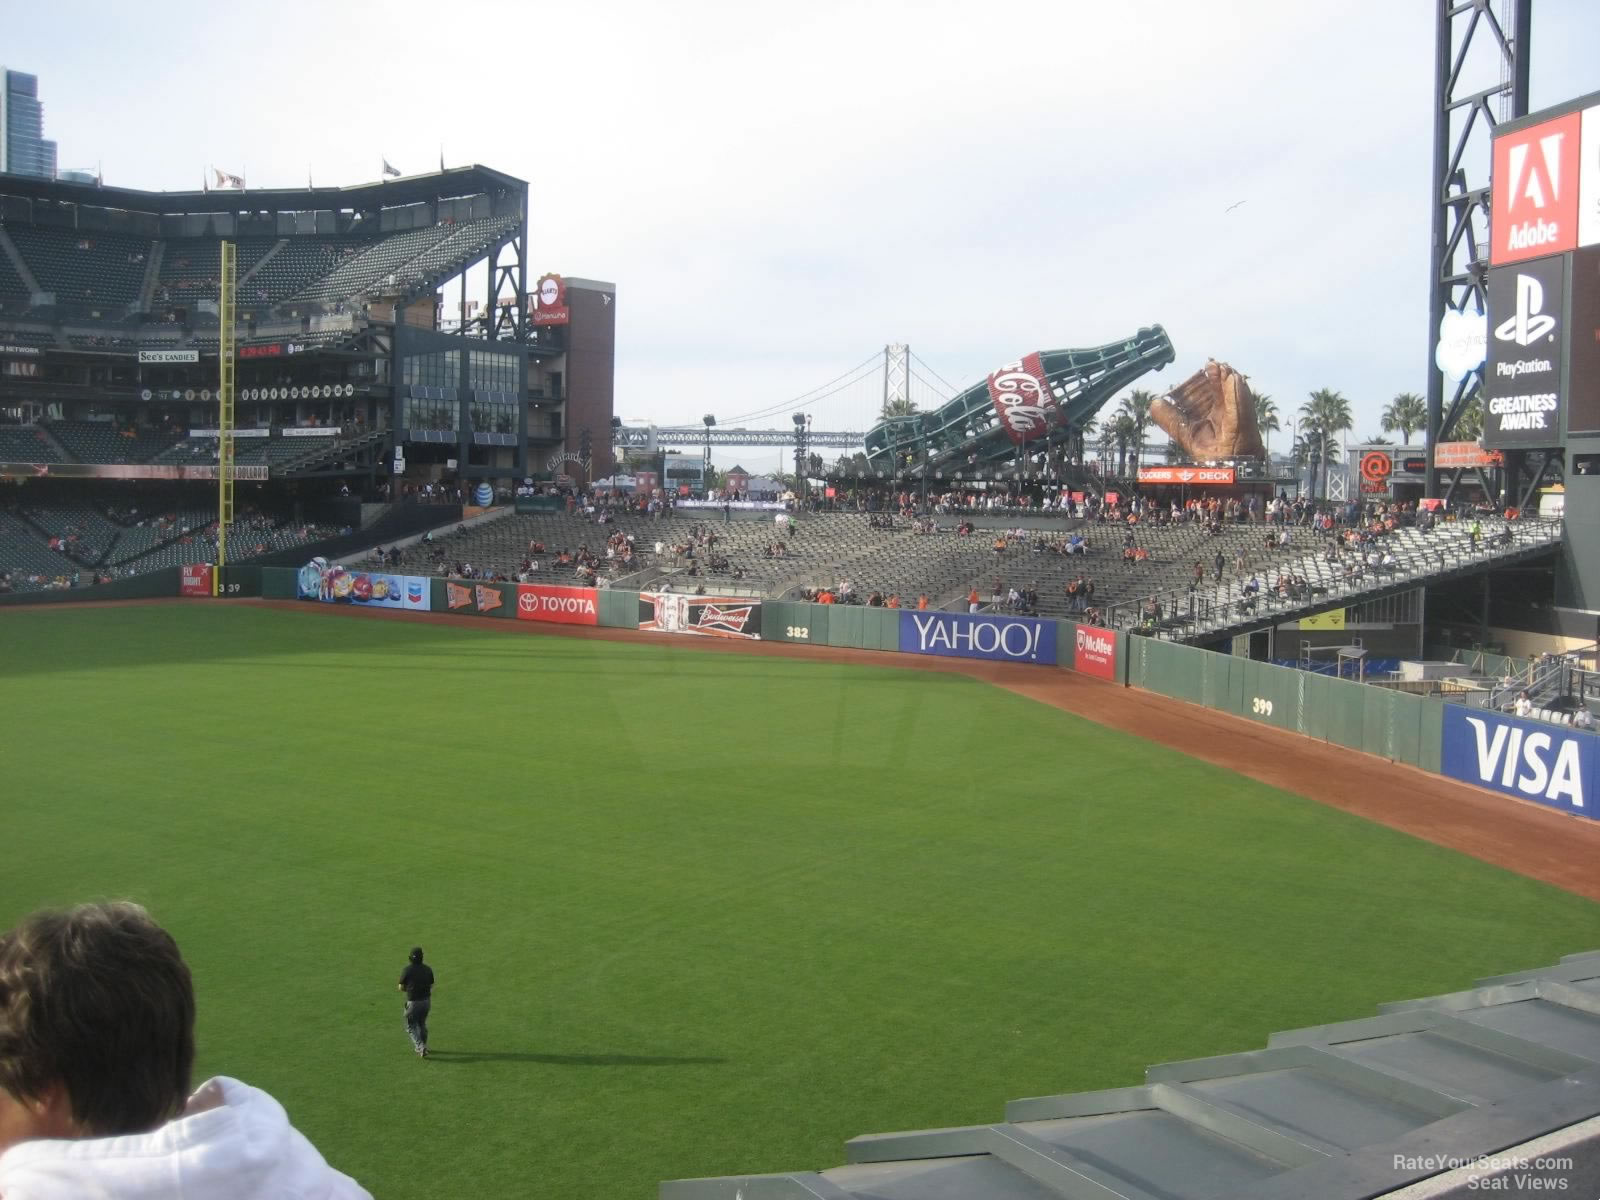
(1, 69, 58, 179)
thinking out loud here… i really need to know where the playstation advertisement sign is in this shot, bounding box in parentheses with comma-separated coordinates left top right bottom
(1483, 257, 1567, 447)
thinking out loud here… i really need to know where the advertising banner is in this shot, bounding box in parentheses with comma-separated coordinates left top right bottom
(0, 462, 270, 481)
(532, 273, 570, 326)
(516, 583, 598, 625)
(179, 564, 213, 597)
(1440, 706, 1594, 819)
(1434, 441, 1503, 469)
(1582, 103, 1600, 249)
(297, 559, 429, 609)
(139, 349, 199, 364)
(1070, 624, 1117, 679)
(1568, 247, 1600, 435)
(639, 592, 761, 639)
(1483, 258, 1567, 447)
(898, 610, 1057, 665)
(985, 351, 1055, 444)
(1490, 110, 1582, 265)
(437, 579, 515, 617)
(1136, 466, 1236, 485)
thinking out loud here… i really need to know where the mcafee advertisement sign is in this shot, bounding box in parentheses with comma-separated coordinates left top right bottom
(1072, 625, 1118, 680)
(1483, 257, 1567, 447)
(1491, 111, 1582, 265)
(515, 584, 598, 625)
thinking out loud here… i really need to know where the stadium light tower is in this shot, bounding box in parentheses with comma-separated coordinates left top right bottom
(702, 414, 715, 478)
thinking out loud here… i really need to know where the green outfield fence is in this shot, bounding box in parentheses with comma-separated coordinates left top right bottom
(240, 577, 1450, 777)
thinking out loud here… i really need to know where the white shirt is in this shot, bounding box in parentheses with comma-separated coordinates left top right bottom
(0, 1077, 371, 1200)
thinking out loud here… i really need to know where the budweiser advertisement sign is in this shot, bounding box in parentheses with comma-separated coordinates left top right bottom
(986, 352, 1055, 444)
(515, 584, 598, 625)
(1136, 466, 1236, 485)
(1491, 111, 1582, 265)
(1072, 625, 1117, 680)
(639, 592, 761, 640)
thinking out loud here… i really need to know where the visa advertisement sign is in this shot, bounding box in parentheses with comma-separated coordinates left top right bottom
(1440, 706, 1593, 819)
(898, 610, 1057, 664)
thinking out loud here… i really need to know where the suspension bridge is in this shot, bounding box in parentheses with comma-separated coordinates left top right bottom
(616, 344, 958, 451)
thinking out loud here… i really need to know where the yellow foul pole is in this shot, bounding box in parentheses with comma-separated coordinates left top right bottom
(215, 240, 236, 595)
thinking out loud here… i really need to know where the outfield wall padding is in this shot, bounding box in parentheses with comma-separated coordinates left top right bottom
(598, 588, 639, 629)
(0, 567, 184, 607)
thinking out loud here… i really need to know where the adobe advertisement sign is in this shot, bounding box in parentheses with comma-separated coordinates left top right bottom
(532, 273, 569, 326)
(897, 610, 1057, 665)
(1568, 246, 1600, 434)
(986, 352, 1056, 444)
(639, 592, 761, 640)
(1491, 111, 1581, 265)
(515, 583, 598, 625)
(1440, 706, 1594, 821)
(1482, 257, 1566, 446)
(1071, 624, 1118, 680)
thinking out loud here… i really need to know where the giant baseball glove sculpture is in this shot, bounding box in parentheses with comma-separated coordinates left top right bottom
(1149, 359, 1265, 460)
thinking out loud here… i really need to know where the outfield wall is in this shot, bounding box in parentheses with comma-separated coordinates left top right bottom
(248, 570, 1595, 820)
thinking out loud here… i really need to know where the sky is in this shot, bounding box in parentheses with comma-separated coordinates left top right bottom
(10, 0, 1600, 459)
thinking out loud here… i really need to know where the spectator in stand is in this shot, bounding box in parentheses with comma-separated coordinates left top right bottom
(1574, 707, 1594, 731)
(968, 585, 981, 614)
(0, 902, 371, 1198)
(916, 593, 929, 611)
(1514, 690, 1533, 718)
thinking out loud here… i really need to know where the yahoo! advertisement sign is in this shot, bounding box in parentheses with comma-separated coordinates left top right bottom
(1440, 706, 1593, 819)
(898, 611, 1057, 665)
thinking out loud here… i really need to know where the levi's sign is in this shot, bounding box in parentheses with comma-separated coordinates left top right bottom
(1440, 706, 1593, 819)
(898, 610, 1057, 664)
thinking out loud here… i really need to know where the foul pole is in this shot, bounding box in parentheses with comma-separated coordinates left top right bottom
(214, 240, 236, 594)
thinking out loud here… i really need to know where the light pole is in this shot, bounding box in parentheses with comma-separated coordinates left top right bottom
(702, 414, 715, 495)
(792, 412, 810, 503)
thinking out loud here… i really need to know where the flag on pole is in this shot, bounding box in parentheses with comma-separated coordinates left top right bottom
(439, 147, 445, 172)
(382, 158, 401, 178)
(213, 167, 245, 190)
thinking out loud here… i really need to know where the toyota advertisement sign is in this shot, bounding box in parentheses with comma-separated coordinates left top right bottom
(1440, 706, 1594, 820)
(515, 584, 598, 626)
(1482, 256, 1566, 446)
(898, 611, 1057, 665)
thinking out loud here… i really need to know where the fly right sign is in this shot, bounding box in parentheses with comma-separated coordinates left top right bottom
(1440, 706, 1594, 820)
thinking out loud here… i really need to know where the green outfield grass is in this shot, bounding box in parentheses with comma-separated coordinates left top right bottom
(3, 604, 1597, 1198)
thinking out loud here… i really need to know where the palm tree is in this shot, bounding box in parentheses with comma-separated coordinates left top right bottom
(1253, 393, 1280, 458)
(1111, 412, 1137, 477)
(1299, 388, 1354, 500)
(881, 396, 918, 418)
(1363, 433, 1393, 445)
(1453, 396, 1485, 441)
(1382, 392, 1426, 444)
(1118, 389, 1155, 470)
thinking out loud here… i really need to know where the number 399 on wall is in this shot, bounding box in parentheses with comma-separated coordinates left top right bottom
(785, 626, 810, 640)
(1251, 697, 1274, 717)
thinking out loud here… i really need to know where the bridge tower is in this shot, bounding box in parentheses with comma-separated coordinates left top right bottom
(881, 344, 910, 416)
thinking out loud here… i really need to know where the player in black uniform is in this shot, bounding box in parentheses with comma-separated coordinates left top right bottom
(397, 947, 434, 1058)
